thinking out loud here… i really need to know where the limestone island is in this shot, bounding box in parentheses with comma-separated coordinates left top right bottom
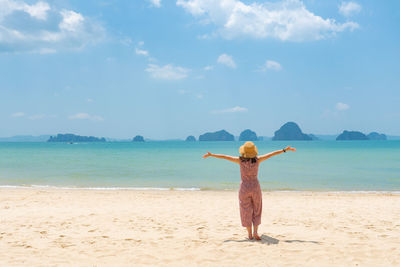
(367, 132, 387, 140)
(272, 122, 312, 141)
(132, 135, 145, 142)
(185, 136, 196, 142)
(199, 130, 234, 141)
(239, 129, 258, 141)
(48, 134, 106, 142)
(336, 131, 368, 140)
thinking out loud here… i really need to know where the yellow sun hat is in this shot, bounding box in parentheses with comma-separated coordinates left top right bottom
(239, 141, 258, 158)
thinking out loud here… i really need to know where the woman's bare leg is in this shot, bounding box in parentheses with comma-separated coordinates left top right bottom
(246, 226, 253, 239)
(253, 225, 261, 240)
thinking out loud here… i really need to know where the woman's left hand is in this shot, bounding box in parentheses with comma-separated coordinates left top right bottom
(203, 151, 212, 158)
(285, 146, 296, 152)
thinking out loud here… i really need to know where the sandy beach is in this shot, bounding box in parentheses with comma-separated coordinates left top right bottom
(0, 189, 399, 266)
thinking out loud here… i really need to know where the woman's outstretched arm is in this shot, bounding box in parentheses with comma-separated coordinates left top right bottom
(258, 146, 296, 163)
(203, 152, 240, 164)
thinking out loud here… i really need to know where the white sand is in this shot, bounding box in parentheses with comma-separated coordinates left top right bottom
(0, 189, 399, 266)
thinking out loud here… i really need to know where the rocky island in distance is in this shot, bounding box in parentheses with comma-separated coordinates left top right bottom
(239, 129, 258, 141)
(47, 134, 106, 142)
(185, 135, 196, 142)
(336, 131, 387, 140)
(272, 122, 313, 141)
(132, 135, 145, 142)
(367, 132, 387, 140)
(336, 131, 368, 140)
(199, 130, 234, 141)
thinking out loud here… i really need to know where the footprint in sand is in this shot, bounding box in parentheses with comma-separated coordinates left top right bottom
(60, 243, 75, 248)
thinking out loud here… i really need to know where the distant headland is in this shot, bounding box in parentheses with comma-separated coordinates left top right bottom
(47, 134, 106, 142)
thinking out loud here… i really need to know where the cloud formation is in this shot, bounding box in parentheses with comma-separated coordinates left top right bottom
(148, 0, 161, 8)
(217, 54, 236, 68)
(336, 102, 350, 111)
(339, 2, 361, 17)
(177, 0, 358, 41)
(0, 0, 105, 53)
(145, 64, 190, 80)
(260, 60, 282, 71)
(135, 48, 149, 56)
(212, 106, 248, 114)
(68, 113, 104, 121)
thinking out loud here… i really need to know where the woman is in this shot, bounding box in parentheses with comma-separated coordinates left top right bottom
(203, 141, 296, 240)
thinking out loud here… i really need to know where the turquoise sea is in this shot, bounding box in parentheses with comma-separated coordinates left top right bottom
(0, 141, 399, 191)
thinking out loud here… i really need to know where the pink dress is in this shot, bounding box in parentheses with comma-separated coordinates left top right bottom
(239, 158, 262, 227)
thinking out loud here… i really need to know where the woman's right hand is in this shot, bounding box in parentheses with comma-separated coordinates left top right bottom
(203, 151, 212, 158)
(284, 146, 296, 152)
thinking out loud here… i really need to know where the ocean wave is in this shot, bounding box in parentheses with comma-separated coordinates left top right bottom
(0, 185, 201, 191)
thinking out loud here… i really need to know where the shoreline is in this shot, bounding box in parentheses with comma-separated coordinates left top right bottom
(1, 185, 400, 194)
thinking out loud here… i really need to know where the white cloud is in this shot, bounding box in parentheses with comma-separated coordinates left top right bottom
(23, 1, 50, 20)
(59, 10, 84, 32)
(11, 112, 25, 117)
(204, 65, 213, 71)
(336, 102, 350, 111)
(177, 0, 359, 41)
(68, 113, 104, 121)
(260, 60, 282, 71)
(145, 64, 190, 80)
(135, 48, 149, 56)
(217, 54, 236, 68)
(196, 93, 203, 99)
(87, 98, 93, 102)
(212, 106, 248, 114)
(148, 0, 161, 8)
(339, 2, 361, 17)
(0, 1, 50, 20)
(0, 0, 105, 53)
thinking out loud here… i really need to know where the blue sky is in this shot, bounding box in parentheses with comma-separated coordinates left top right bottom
(1, 0, 399, 139)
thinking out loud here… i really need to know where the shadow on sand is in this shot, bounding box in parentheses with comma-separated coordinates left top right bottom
(224, 235, 321, 245)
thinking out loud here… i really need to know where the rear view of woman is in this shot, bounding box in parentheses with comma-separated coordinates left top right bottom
(203, 141, 296, 240)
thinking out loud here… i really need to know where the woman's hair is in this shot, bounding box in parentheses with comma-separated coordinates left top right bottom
(239, 156, 258, 163)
